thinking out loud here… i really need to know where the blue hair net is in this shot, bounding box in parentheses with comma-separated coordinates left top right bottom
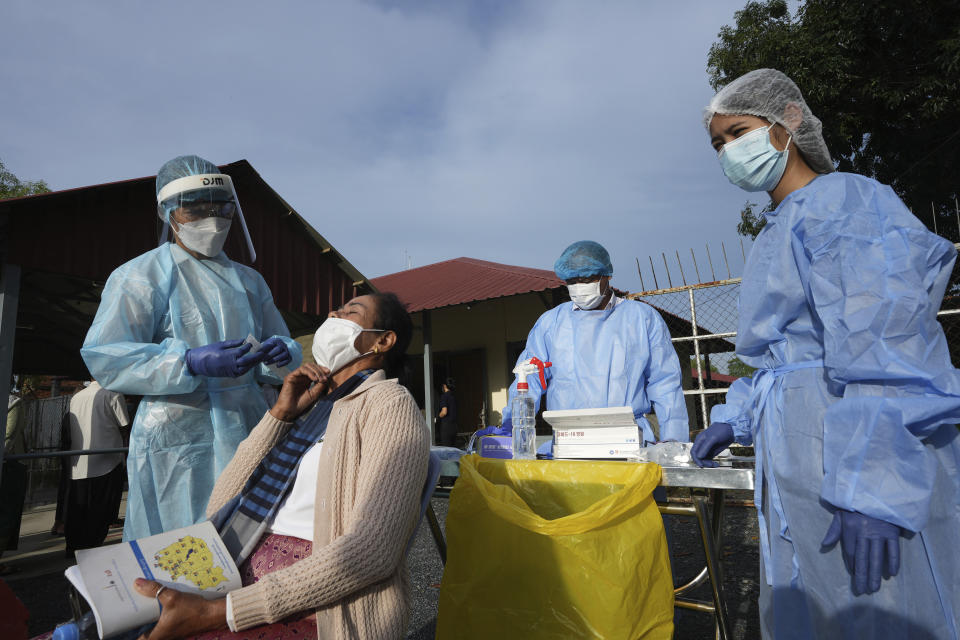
(554, 241, 613, 280)
(156, 155, 228, 221)
(156, 155, 220, 196)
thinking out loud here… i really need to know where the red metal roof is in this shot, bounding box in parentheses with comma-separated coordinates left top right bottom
(371, 257, 564, 312)
(691, 367, 738, 384)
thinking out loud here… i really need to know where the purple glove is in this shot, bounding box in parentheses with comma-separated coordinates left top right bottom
(185, 339, 263, 378)
(821, 509, 901, 595)
(258, 336, 292, 367)
(475, 425, 511, 437)
(690, 422, 734, 468)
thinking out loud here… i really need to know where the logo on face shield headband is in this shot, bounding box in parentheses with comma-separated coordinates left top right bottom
(202, 177, 224, 186)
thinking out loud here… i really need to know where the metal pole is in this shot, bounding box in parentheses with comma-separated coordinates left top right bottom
(706, 243, 716, 282)
(955, 197, 959, 242)
(0, 264, 21, 484)
(5, 447, 129, 461)
(689, 288, 708, 429)
(676, 250, 687, 286)
(662, 253, 673, 288)
(422, 310, 436, 444)
(691, 248, 702, 284)
(721, 242, 731, 279)
(636, 258, 645, 291)
(649, 256, 659, 290)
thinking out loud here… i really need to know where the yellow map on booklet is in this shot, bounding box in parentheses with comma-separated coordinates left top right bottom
(154, 535, 228, 590)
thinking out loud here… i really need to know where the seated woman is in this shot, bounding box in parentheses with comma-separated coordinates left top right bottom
(133, 292, 429, 640)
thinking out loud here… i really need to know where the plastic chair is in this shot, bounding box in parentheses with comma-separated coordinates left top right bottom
(405, 451, 445, 561)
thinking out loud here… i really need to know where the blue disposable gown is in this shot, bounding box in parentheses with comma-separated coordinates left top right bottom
(81, 243, 302, 541)
(712, 172, 960, 638)
(502, 298, 689, 443)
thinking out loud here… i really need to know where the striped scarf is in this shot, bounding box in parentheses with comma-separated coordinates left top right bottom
(212, 370, 373, 564)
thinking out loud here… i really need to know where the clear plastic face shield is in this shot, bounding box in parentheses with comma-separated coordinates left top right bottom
(156, 173, 257, 261)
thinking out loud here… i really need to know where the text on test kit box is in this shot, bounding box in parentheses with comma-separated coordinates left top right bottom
(479, 436, 513, 459)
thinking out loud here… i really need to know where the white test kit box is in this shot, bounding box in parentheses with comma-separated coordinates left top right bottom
(542, 406, 641, 459)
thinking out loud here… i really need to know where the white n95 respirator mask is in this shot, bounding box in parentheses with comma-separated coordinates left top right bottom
(567, 281, 605, 310)
(157, 173, 257, 262)
(174, 217, 232, 257)
(312, 317, 384, 374)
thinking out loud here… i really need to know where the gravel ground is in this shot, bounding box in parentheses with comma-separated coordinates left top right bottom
(10, 493, 761, 639)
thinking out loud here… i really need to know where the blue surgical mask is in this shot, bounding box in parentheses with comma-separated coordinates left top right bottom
(718, 124, 791, 192)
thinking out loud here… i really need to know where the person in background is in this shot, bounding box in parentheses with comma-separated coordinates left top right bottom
(0, 379, 31, 576)
(4, 379, 28, 458)
(82, 155, 302, 541)
(63, 379, 129, 554)
(691, 68, 960, 638)
(131, 292, 429, 640)
(437, 377, 458, 447)
(52, 412, 69, 538)
(499, 240, 689, 447)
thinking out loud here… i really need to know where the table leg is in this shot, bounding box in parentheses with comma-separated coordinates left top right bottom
(692, 493, 731, 640)
(426, 501, 447, 565)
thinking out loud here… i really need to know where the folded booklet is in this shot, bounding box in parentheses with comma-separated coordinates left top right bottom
(65, 520, 241, 639)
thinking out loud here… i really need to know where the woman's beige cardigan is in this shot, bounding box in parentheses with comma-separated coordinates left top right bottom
(205, 371, 430, 639)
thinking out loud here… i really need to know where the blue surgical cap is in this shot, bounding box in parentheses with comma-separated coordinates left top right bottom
(156, 155, 226, 221)
(554, 241, 613, 280)
(156, 155, 220, 196)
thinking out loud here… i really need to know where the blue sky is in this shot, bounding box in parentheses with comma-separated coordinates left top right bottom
(1, 0, 759, 292)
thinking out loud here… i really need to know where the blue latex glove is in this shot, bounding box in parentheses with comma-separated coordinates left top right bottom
(821, 509, 901, 595)
(475, 425, 511, 437)
(258, 336, 292, 367)
(690, 422, 735, 468)
(184, 339, 263, 378)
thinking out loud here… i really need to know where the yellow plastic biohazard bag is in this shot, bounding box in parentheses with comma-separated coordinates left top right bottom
(437, 455, 673, 639)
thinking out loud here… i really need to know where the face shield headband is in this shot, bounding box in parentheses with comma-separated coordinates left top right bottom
(156, 173, 257, 262)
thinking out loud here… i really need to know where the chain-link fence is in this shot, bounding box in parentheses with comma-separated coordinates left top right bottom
(17, 395, 71, 508)
(631, 253, 960, 433)
(630, 279, 742, 432)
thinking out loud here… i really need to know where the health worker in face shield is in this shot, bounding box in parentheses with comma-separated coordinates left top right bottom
(81, 155, 302, 541)
(499, 241, 689, 446)
(690, 69, 960, 639)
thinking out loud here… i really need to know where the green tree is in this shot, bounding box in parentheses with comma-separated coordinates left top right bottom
(708, 0, 960, 236)
(0, 159, 50, 200)
(727, 356, 757, 378)
(691, 355, 720, 374)
(737, 201, 768, 239)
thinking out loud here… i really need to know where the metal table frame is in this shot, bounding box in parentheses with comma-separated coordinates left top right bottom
(426, 456, 753, 640)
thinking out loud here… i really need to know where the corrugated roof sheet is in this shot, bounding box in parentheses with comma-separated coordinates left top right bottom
(371, 257, 564, 312)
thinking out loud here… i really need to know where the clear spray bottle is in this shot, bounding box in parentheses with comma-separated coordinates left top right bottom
(510, 357, 551, 460)
(511, 378, 536, 459)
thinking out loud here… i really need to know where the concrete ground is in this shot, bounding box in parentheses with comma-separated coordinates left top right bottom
(5, 491, 761, 639)
(1, 498, 126, 634)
